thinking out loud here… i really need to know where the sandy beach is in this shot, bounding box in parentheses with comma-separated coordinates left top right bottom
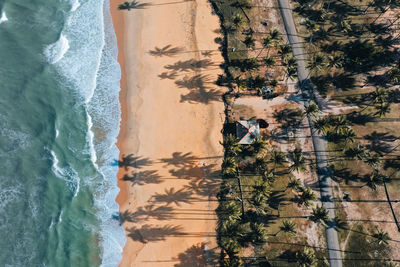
(110, 0, 226, 265)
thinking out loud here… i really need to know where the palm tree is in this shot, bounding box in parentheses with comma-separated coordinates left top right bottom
(262, 171, 276, 185)
(341, 127, 356, 145)
(254, 156, 268, 174)
(332, 216, 348, 231)
(287, 178, 302, 192)
(313, 117, 330, 135)
(252, 180, 271, 199)
(251, 137, 267, 155)
(257, 37, 272, 58)
(363, 171, 384, 191)
(221, 134, 242, 156)
(264, 56, 276, 72)
(231, 0, 252, 22)
(344, 144, 367, 160)
(363, 153, 382, 169)
(305, 100, 320, 118)
(270, 150, 286, 170)
(370, 86, 389, 105)
(269, 28, 282, 45)
(304, 20, 320, 44)
(279, 44, 292, 61)
(278, 220, 297, 235)
(285, 66, 298, 87)
(297, 187, 317, 207)
(250, 223, 268, 244)
(222, 157, 238, 176)
(289, 148, 307, 172)
(375, 102, 391, 117)
(372, 229, 391, 245)
(327, 53, 344, 70)
(217, 200, 242, 225)
(307, 53, 326, 78)
(232, 14, 244, 28)
(269, 79, 279, 90)
(243, 34, 255, 49)
(296, 247, 317, 267)
(309, 205, 330, 226)
(219, 236, 241, 258)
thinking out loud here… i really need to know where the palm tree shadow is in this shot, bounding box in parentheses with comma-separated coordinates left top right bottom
(127, 224, 185, 243)
(122, 170, 163, 185)
(160, 152, 198, 167)
(165, 59, 215, 72)
(175, 74, 211, 90)
(118, 1, 152, 10)
(180, 88, 221, 104)
(117, 154, 153, 170)
(120, 205, 174, 223)
(159, 71, 179, 80)
(173, 242, 217, 267)
(152, 187, 196, 206)
(364, 131, 397, 154)
(149, 45, 184, 57)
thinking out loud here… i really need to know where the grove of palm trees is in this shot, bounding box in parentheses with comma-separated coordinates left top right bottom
(210, 0, 400, 266)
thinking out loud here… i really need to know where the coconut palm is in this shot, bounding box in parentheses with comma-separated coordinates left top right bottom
(305, 100, 320, 118)
(231, 0, 252, 22)
(221, 134, 242, 156)
(257, 36, 272, 58)
(341, 127, 356, 145)
(285, 66, 298, 87)
(331, 115, 351, 135)
(387, 65, 400, 84)
(270, 150, 286, 170)
(220, 236, 241, 258)
(264, 56, 276, 72)
(222, 157, 238, 176)
(217, 200, 242, 225)
(269, 28, 282, 44)
(262, 171, 276, 185)
(364, 171, 384, 191)
(250, 222, 268, 244)
(363, 153, 382, 169)
(251, 137, 267, 155)
(279, 44, 292, 61)
(288, 148, 307, 172)
(304, 20, 320, 44)
(309, 205, 330, 225)
(372, 229, 391, 245)
(296, 247, 317, 267)
(370, 86, 389, 105)
(344, 144, 367, 160)
(297, 187, 317, 207)
(332, 216, 348, 231)
(313, 117, 330, 135)
(307, 53, 326, 78)
(287, 178, 302, 192)
(243, 34, 255, 49)
(232, 14, 244, 28)
(252, 180, 271, 199)
(327, 53, 344, 70)
(278, 220, 297, 235)
(375, 102, 391, 117)
(254, 156, 268, 174)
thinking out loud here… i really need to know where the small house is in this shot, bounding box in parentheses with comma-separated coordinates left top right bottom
(236, 120, 260, 145)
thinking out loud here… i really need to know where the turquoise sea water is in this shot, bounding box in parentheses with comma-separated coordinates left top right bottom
(0, 0, 125, 266)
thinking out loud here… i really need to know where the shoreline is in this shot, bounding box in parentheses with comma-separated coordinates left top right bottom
(110, 0, 226, 265)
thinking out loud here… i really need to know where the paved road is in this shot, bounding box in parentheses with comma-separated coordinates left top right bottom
(277, 0, 343, 266)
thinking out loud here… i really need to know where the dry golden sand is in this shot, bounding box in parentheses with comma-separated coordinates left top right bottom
(110, 0, 226, 266)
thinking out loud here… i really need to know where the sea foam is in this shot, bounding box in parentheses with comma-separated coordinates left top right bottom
(49, 0, 126, 265)
(0, 11, 8, 24)
(44, 34, 70, 64)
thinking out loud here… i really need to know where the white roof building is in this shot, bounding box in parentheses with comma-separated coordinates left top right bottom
(236, 120, 260, 144)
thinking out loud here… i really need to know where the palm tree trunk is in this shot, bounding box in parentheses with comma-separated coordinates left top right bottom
(236, 168, 245, 217)
(239, 7, 250, 22)
(383, 177, 400, 232)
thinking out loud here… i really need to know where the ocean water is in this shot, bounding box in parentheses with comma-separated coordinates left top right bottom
(0, 0, 125, 266)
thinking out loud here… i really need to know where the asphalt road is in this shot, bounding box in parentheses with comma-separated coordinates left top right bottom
(277, 0, 343, 266)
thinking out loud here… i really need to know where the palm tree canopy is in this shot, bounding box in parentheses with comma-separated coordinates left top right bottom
(298, 187, 317, 207)
(280, 220, 297, 234)
(364, 171, 384, 191)
(305, 100, 320, 117)
(372, 229, 391, 245)
(287, 178, 302, 191)
(296, 247, 317, 267)
(289, 148, 307, 172)
(309, 205, 330, 225)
